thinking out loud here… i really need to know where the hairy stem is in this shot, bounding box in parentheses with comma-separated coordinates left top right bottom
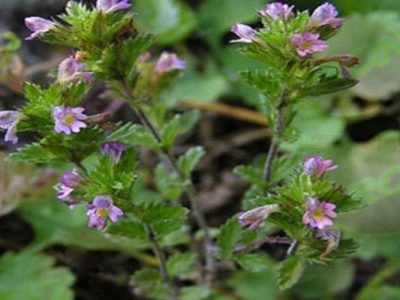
(263, 88, 288, 183)
(134, 107, 215, 286)
(145, 224, 179, 300)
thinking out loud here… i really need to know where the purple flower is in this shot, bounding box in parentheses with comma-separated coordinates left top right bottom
(25, 17, 55, 40)
(308, 3, 344, 29)
(259, 2, 294, 19)
(302, 197, 337, 230)
(57, 170, 84, 204)
(60, 170, 83, 187)
(0, 111, 22, 144)
(96, 0, 132, 13)
(154, 52, 186, 74)
(86, 195, 123, 230)
(52, 106, 88, 135)
(291, 32, 328, 57)
(238, 204, 280, 229)
(58, 56, 93, 85)
(100, 141, 125, 163)
(304, 156, 338, 177)
(230, 23, 257, 43)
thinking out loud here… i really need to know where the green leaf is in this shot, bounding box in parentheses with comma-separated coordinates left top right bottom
(217, 217, 242, 259)
(135, 205, 189, 238)
(18, 198, 136, 253)
(234, 164, 266, 189)
(233, 253, 269, 272)
(135, 0, 197, 44)
(154, 164, 186, 201)
(132, 268, 170, 300)
(277, 255, 305, 290)
(179, 286, 212, 300)
(178, 146, 205, 177)
(9, 143, 59, 164)
(166, 253, 197, 278)
(0, 252, 75, 300)
(301, 77, 359, 98)
(293, 260, 355, 298)
(108, 123, 159, 150)
(160, 110, 200, 150)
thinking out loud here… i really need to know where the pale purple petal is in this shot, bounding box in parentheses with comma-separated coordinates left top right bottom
(154, 52, 186, 74)
(86, 195, 123, 230)
(52, 106, 88, 135)
(25, 17, 55, 40)
(96, 0, 132, 13)
(100, 141, 125, 163)
(230, 23, 257, 43)
(308, 3, 344, 29)
(291, 32, 328, 57)
(238, 204, 280, 229)
(259, 2, 294, 19)
(302, 197, 337, 229)
(304, 156, 338, 177)
(58, 56, 93, 85)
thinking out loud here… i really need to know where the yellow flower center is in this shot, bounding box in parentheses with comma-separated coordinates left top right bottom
(97, 208, 108, 217)
(302, 41, 312, 49)
(63, 113, 75, 125)
(312, 208, 324, 220)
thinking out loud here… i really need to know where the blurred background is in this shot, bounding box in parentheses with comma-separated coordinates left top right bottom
(0, 0, 399, 299)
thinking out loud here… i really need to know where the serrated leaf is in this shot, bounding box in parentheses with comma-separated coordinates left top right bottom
(277, 255, 305, 290)
(108, 123, 159, 150)
(233, 253, 268, 272)
(217, 217, 243, 259)
(234, 165, 266, 189)
(132, 268, 170, 300)
(166, 253, 197, 278)
(154, 164, 187, 201)
(179, 286, 212, 300)
(9, 143, 58, 164)
(0, 252, 75, 300)
(178, 146, 205, 177)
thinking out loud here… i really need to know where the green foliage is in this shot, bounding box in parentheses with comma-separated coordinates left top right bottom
(217, 217, 243, 259)
(132, 268, 170, 299)
(154, 164, 186, 201)
(9, 143, 59, 164)
(0, 251, 75, 300)
(135, 0, 197, 45)
(108, 123, 159, 150)
(167, 253, 197, 278)
(179, 286, 212, 300)
(277, 255, 305, 290)
(233, 253, 269, 272)
(178, 146, 205, 177)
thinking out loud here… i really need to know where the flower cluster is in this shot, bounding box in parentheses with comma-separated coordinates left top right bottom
(25, 0, 131, 40)
(231, 2, 344, 57)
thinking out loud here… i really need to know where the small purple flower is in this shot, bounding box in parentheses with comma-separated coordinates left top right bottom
(57, 170, 84, 204)
(230, 23, 257, 43)
(154, 52, 186, 74)
(304, 156, 338, 177)
(25, 17, 55, 40)
(0, 111, 22, 144)
(96, 0, 132, 13)
(308, 3, 344, 29)
(60, 170, 84, 188)
(291, 32, 328, 57)
(259, 2, 294, 20)
(52, 106, 88, 135)
(58, 56, 93, 85)
(238, 204, 280, 229)
(100, 141, 125, 163)
(86, 195, 123, 230)
(302, 197, 337, 230)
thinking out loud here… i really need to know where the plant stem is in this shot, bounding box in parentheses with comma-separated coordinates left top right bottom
(134, 107, 215, 286)
(145, 224, 179, 300)
(263, 88, 288, 183)
(234, 236, 293, 254)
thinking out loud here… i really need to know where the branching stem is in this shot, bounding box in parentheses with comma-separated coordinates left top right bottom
(145, 224, 179, 300)
(263, 88, 288, 183)
(133, 107, 215, 286)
